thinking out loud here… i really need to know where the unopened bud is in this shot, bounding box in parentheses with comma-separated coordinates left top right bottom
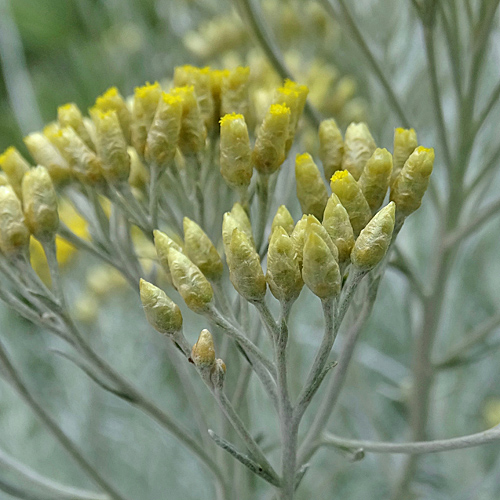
(0, 185, 29, 254)
(221, 66, 250, 117)
(319, 118, 344, 181)
(219, 113, 252, 189)
(58, 103, 94, 150)
(391, 128, 417, 187)
(341, 122, 376, 180)
(153, 229, 183, 283)
(210, 69, 230, 122)
(183, 217, 223, 280)
(306, 219, 339, 262)
(351, 202, 395, 271)
(211, 358, 226, 390)
(323, 194, 355, 263)
(93, 87, 132, 143)
(0, 147, 30, 199)
(358, 148, 393, 212)
(228, 228, 266, 302)
(128, 147, 149, 189)
(22, 166, 59, 239)
(167, 248, 213, 313)
(295, 153, 328, 220)
(252, 104, 290, 175)
(271, 205, 294, 237)
(191, 329, 216, 368)
(131, 82, 162, 156)
(330, 170, 371, 236)
(222, 203, 254, 252)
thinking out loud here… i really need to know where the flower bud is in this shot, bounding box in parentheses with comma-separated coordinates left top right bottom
(221, 66, 250, 117)
(0, 185, 29, 254)
(93, 87, 132, 143)
(183, 217, 223, 280)
(306, 219, 339, 262)
(319, 118, 344, 181)
(167, 247, 213, 313)
(153, 229, 183, 283)
(0, 147, 30, 199)
(341, 122, 376, 180)
(252, 104, 290, 175)
(131, 82, 162, 156)
(22, 166, 59, 239)
(271, 205, 294, 237)
(351, 202, 395, 271)
(267, 226, 302, 303)
(390, 146, 434, 218)
(330, 170, 371, 236)
(358, 148, 393, 212)
(140, 278, 183, 335)
(322, 194, 355, 263)
(295, 153, 328, 220)
(211, 358, 226, 390)
(145, 92, 183, 168)
(222, 202, 254, 252)
(171, 85, 207, 155)
(228, 228, 266, 302)
(58, 103, 94, 150)
(302, 230, 341, 299)
(92, 110, 130, 183)
(0, 173, 8, 186)
(219, 113, 252, 189)
(391, 128, 417, 187)
(128, 147, 149, 190)
(191, 329, 216, 368)
(24, 133, 71, 184)
(210, 69, 230, 121)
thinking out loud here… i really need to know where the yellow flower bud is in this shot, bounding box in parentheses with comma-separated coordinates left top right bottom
(24, 133, 71, 184)
(145, 92, 183, 168)
(167, 247, 214, 313)
(140, 278, 183, 335)
(131, 81, 162, 156)
(210, 69, 230, 122)
(0, 173, 8, 187)
(191, 329, 216, 368)
(22, 166, 59, 239)
(171, 85, 207, 155)
(183, 217, 223, 280)
(221, 66, 250, 117)
(271, 205, 294, 237)
(267, 226, 302, 303)
(295, 153, 328, 220)
(358, 148, 393, 213)
(128, 147, 149, 190)
(222, 203, 254, 252)
(174, 65, 214, 127)
(341, 122, 376, 180)
(390, 146, 434, 218)
(93, 87, 132, 143)
(351, 202, 395, 271)
(290, 215, 308, 269)
(323, 194, 355, 263)
(252, 104, 291, 175)
(92, 110, 130, 183)
(219, 113, 252, 190)
(330, 170, 371, 236)
(0, 147, 30, 199)
(153, 229, 183, 283)
(228, 228, 266, 302)
(391, 128, 417, 187)
(273, 85, 300, 154)
(58, 103, 94, 150)
(283, 79, 308, 127)
(319, 118, 344, 181)
(306, 218, 339, 262)
(302, 230, 341, 299)
(0, 185, 30, 254)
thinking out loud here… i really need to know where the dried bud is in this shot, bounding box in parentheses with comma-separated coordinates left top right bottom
(302, 230, 341, 299)
(295, 153, 328, 220)
(191, 329, 216, 368)
(93, 87, 132, 143)
(0, 185, 29, 254)
(92, 110, 130, 183)
(167, 248, 214, 313)
(358, 148, 393, 213)
(24, 133, 71, 184)
(222, 203, 254, 252)
(341, 122, 376, 180)
(140, 279, 183, 335)
(131, 82, 162, 156)
(271, 205, 294, 237)
(58, 103, 94, 150)
(319, 118, 344, 181)
(228, 228, 266, 302)
(267, 226, 302, 303)
(323, 194, 355, 263)
(252, 104, 291, 175)
(390, 146, 434, 219)
(22, 166, 59, 239)
(0, 147, 30, 199)
(330, 170, 371, 236)
(183, 217, 223, 280)
(128, 147, 149, 190)
(219, 113, 252, 189)
(145, 92, 183, 168)
(351, 202, 395, 271)
(153, 229, 183, 283)
(221, 66, 250, 117)
(391, 128, 417, 187)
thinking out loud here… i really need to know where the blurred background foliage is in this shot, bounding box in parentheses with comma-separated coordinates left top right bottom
(1, 0, 500, 499)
